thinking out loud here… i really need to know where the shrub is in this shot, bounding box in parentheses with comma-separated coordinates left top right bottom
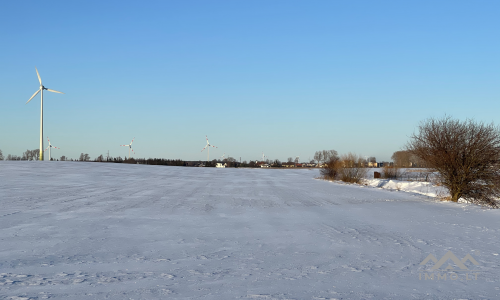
(337, 153, 368, 183)
(320, 155, 341, 180)
(407, 116, 500, 208)
(381, 165, 401, 179)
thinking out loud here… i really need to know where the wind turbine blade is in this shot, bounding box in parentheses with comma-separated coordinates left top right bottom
(44, 146, 49, 152)
(53, 146, 60, 149)
(120, 145, 128, 147)
(131, 148, 135, 154)
(46, 88, 64, 94)
(26, 89, 41, 104)
(201, 147, 206, 152)
(35, 67, 42, 85)
(130, 137, 135, 144)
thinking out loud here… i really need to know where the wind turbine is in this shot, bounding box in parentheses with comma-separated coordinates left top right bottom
(201, 135, 217, 162)
(26, 67, 64, 161)
(261, 152, 267, 162)
(44, 137, 60, 161)
(120, 137, 135, 159)
(220, 153, 226, 160)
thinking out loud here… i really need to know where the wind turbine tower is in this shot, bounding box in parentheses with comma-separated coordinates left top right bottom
(201, 135, 218, 162)
(26, 68, 64, 161)
(120, 138, 135, 159)
(44, 137, 60, 161)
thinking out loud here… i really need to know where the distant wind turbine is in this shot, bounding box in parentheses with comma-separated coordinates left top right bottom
(26, 68, 64, 161)
(44, 137, 60, 161)
(220, 153, 226, 160)
(201, 135, 217, 162)
(120, 138, 135, 159)
(261, 152, 267, 162)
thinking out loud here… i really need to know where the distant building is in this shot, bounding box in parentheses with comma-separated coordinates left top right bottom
(282, 162, 296, 168)
(260, 164, 270, 168)
(216, 162, 227, 168)
(256, 161, 267, 167)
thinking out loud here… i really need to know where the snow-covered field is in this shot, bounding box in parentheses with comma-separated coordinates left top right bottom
(1, 162, 499, 299)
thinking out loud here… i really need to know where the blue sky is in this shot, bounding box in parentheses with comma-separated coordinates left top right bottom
(1, 1, 499, 162)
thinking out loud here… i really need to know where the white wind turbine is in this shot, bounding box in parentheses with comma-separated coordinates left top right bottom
(120, 138, 135, 159)
(201, 135, 217, 162)
(261, 152, 267, 162)
(26, 68, 64, 161)
(44, 137, 60, 161)
(220, 153, 226, 160)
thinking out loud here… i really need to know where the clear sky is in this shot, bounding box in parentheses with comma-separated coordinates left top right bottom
(1, 1, 499, 162)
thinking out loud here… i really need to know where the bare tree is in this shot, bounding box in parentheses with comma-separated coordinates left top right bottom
(33, 149, 40, 161)
(369, 157, 376, 163)
(23, 149, 37, 161)
(314, 151, 323, 166)
(272, 159, 282, 167)
(315, 150, 339, 166)
(60, 156, 66, 161)
(287, 157, 293, 163)
(407, 116, 500, 207)
(0, 149, 4, 160)
(79, 153, 90, 161)
(22, 150, 29, 161)
(322, 150, 338, 163)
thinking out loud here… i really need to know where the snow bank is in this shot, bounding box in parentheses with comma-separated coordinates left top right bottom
(363, 178, 447, 198)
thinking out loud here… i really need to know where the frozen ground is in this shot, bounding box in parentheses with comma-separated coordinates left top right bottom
(0, 162, 499, 300)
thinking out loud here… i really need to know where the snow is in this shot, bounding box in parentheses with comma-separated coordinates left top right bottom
(0, 162, 499, 299)
(361, 168, 447, 199)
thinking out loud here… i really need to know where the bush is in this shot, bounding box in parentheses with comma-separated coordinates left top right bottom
(381, 165, 401, 179)
(407, 116, 500, 208)
(320, 156, 341, 180)
(337, 153, 368, 183)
